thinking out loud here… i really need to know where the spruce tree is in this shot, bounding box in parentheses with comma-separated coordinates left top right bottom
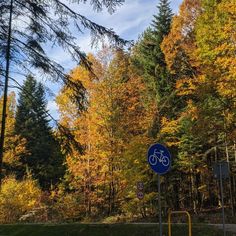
(15, 75, 64, 189)
(134, 0, 174, 137)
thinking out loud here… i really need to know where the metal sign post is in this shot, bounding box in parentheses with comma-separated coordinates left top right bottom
(147, 143, 171, 236)
(136, 181, 144, 200)
(219, 163, 226, 236)
(213, 162, 229, 236)
(158, 174, 162, 236)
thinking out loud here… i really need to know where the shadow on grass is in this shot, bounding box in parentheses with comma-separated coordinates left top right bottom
(0, 223, 233, 236)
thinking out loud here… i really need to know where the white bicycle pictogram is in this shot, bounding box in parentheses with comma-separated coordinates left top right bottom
(148, 149, 170, 166)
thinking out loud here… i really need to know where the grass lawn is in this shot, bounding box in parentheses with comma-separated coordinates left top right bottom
(0, 223, 233, 236)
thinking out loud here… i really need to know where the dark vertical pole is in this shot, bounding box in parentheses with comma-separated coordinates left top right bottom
(158, 174, 162, 236)
(219, 164, 226, 236)
(0, 0, 14, 187)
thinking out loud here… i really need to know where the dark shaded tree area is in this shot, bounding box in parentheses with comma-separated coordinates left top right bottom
(133, 0, 175, 138)
(15, 76, 64, 189)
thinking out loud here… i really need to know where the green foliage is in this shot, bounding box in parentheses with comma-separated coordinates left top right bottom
(195, 0, 236, 142)
(133, 0, 174, 138)
(15, 75, 65, 189)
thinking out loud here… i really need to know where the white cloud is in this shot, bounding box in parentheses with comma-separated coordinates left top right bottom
(47, 100, 59, 121)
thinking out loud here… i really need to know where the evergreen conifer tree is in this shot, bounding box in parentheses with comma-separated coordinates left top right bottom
(134, 0, 174, 137)
(15, 75, 64, 189)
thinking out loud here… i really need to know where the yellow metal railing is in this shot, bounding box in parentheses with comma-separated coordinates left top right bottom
(168, 210, 192, 236)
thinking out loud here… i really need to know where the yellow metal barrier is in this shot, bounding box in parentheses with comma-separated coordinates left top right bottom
(168, 210, 192, 236)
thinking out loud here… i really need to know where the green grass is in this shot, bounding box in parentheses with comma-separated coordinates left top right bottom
(0, 223, 233, 236)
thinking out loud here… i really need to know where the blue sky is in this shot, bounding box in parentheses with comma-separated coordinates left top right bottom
(48, 0, 182, 71)
(42, 0, 183, 121)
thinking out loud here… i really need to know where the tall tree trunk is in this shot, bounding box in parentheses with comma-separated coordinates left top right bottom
(173, 178, 180, 210)
(195, 171, 201, 211)
(234, 141, 236, 163)
(0, 0, 14, 188)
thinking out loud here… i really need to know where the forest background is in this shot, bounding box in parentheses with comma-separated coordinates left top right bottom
(1, 0, 236, 224)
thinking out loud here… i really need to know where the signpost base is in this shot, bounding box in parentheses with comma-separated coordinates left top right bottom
(158, 175, 162, 236)
(219, 164, 226, 236)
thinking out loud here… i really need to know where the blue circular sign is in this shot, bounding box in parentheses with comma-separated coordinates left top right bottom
(147, 143, 171, 175)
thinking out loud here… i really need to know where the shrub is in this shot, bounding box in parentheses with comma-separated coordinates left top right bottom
(49, 190, 82, 222)
(0, 176, 41, 223)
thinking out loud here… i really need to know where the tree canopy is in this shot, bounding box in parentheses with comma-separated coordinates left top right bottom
(1, 0, 236, 224)
(15, 75, 64, 189)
